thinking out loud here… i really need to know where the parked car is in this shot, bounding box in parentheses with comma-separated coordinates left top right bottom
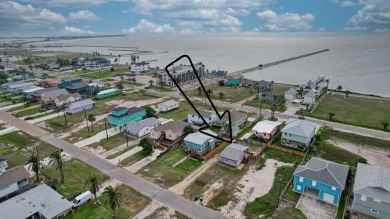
(24, 116, 34, 120)
(72, 191, 92, 209)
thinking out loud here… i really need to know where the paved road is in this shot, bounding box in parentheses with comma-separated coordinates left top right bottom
(0, 111, 226, 219)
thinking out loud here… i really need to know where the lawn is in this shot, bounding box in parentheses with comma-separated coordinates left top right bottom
(263, 148, 303, 164)
(76, 69, 129, 80)
(89, 134, 134, 151)
(43, 159, 110, 199)
(270, 206, 307, 219)
(185, 83, 254, 103)
(175, 159, 202, 172)
(14, 107, 41, 117)
(122, 81, 144, 87)
(118, 150, 148, 167)
(157, 147, 186, 166)
(66, 120, 108, 143)
(144, 207, 190, 219)
(66, 185, 150, 219)
(244, 99, 286, 113)
(7, 103, 39, 112)
(149, 86, 171, 92)
(137, 161, 188, 188)
(272, 83, 294, 96)
(244, 166, 295, 218)
(106, 146, 136, 159)
(304, 94, 390, 131)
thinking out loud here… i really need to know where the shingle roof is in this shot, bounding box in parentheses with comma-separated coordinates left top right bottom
(294, 157, 349, 189)
(285, 87, 297, 95)
(68, 81, 88, 89)
(33, 87, 58, 96)
(112, 107, 128, 112)
(304, 91, 316, 97)
(42, 89, 69, 99)
(189, 108, 215, 118)
(67, 99, 95, 110)
(127, 107, 144, 114)
(353, 163, 390, 203)
(126, 117, 161, 133)
(220, 143, 248, 161)
(282, 119, 317, 138)
(0, 166, 30, 187)
(159, 100, 179, 107)
(252, 120, 282, 133)
(0, 154, 7, 162)
(56, 93, 81, 102)
(153, 121, 186, 134)
(184, 130, 217, 145)
(221, 110, 247, 122)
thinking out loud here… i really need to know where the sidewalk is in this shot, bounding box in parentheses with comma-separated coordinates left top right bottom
(109, 146, 142, 165)
(99, 138, 141, 158)
(74, 126, 121, 147)
(0, 102, 24, 111)
(124, 149, 162, 173)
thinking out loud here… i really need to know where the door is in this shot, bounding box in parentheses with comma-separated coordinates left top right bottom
(323, 193, 335, 204)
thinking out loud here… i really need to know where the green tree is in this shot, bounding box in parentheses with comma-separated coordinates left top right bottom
(270, 104, 277, 119)
(143, 105, 156, 118)
(327, 112, 335, 120)
(85, 175, 101, 204)
(277, 95, 286, 107)
(149, 80, 154, 87)
(218, 80, 225, 86)
(139, 137, 155, 155)
(304, 102, 310, 111)
(218, 92, 224, 99)
(27, 154, 43, 182)
(115, 82, 124, 94)
(197, 86, 202, 95)
(158, 75, 163, 87)
(103, 186, 123, 219)
(87, 113, 96, 131)
(206, 88, 213, 97)
(345, 90, 350, 98)
(380, 121, 389, 130)
(183, 124, 195, 135)
(49, 150, 65, 183)
(337, 85, 342, 95)
(42, 73, 49, 79)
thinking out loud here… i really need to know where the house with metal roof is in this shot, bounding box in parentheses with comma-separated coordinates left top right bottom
(0, 166, 30, 199)
(220, 143, 249, 167)
(0, 183, 73, 219)
(285, 87, 298, 104)
(188, 109, 217, 125)
(96, 88, 120, 99)
(218, 110, 247, 128)
(351, 163, 390, 219)
(184, 130, 217, 156)
(252, 120, 282, 141)
(65, 99, 95, 115)
(108, 107, 146, 127)
(66, 81, 89, 93)
(5, 82, 34, 93)
(227, 74, 244, 86)
(125, 117, 161, 138)
(304, 90, 316, 108)
(150, 121, 186, 142)
(86, 82, 106, 95)
(158, 100, 179, 113)
(293, 157, 349, 206)
(59, 77, 82, 89)
(281, 119, 317, 150)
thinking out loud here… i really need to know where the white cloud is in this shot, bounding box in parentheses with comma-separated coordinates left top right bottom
(64, 26, 95, 34)
(319, 27, 326, 31)
(342, 26, 367, 30)
(205, 14, 242, 27)
(333, 0, 357, 7)
(122, 19, 174, 33)
(256, 10, 315, 31)
(68, 10, 99, 21)
(0, 1, 66, 30)
(20, 0, 128, 7)
(225, 8, 251, 16)
(180, 28, 193, 34)
(348, 3, 390, 26)
(374, 28, 389, 33)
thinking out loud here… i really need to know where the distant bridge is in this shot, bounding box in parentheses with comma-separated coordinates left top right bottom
(229, 49, 329, 75)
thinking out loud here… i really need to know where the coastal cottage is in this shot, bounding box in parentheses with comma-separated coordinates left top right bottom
(220, 143, 249, 167)
(0, 184, 73, 219)
(351, 163, 390, 219)
(227, 74, 244, 86)
(218, 110, 247, 128)
(59, 77, 82, 89)
(281, 119, 317, 150)
(40, 89, 69, 103)
(254, 80, 271, 92)
(303, 91, 316, 108)
(0, 166, 30, 199)
(96, 88, 120, 99)
(108, 107, 146, 127)
(5, 82, 34, 93)
(84, 57, 111, 69)
(252, 120, 282, 142)
(65, 99, 95, 115)
(183, 130, 217, 156)
(158, 100, 179, 113)
(22, 86, 45, 99)
(54, 93, 81, 108)
(66, 81, 89, 93)
(131, 61, 150, 73)
(125, 117, 161, 138)
(285, 87, 297, 104)
(150, 121, 186, 142)
(86, 82, 106, 95)
(293, 157, 349, 206)
(188, 109, 217, 125)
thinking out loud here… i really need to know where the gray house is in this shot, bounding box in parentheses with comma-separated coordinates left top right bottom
(159, 100, 179, 113)
(65, 99, 96, 115)
(281, 119, 317, 150)
(220, 143, 249, 167)
(125, 117, 161, 138)
(352, 163, 390, 219)
(0, 166, 30, 199)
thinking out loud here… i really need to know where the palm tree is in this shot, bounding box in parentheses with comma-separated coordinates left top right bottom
(337, 85, 342, 95)
(345, 90, 350, 98)
(27, 154, 43, 182)
(270, 80, 274, 92)
(277, 95, 286, 108)
(120, 75, 124, 82)
(206, 88, 213, 97)
(149, 80, 154, 87)
(158, 75, 163, 87)
(49, 150, 65, 183)
(85, 175, 101, 204)
(197, 87, 202, 95)
(270, 104, 277, 119)
(103, 186, 123, 219)
(304, 102, 310, 111)
(297, 87, 304, 98)
(87, 113, 96, 131)
(115, 82, 124, 94)
(175, 76, 181, 87)
(380, 121, 389, 130)
(219, 92, 224, 99)
(325, 79, 329, 89)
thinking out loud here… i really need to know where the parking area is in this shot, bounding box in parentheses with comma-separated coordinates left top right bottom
(296, 195, 337, 219)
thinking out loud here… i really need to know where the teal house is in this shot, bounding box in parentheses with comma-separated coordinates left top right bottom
(227, 74, 244, 86)
(183, 130, 217, 156)
(96, 88, 120, 99)
(108, 107, 146, 127)
(293, 157, 349, 206)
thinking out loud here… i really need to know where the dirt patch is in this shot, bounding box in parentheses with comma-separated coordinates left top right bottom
(328, 140, 390, 168)
(219, 159, 293, 219)
(134, 200, 177, 219)
(36, 121, 53, 131)
(202, 180, 224, 205)
(85, 146, 106, 156)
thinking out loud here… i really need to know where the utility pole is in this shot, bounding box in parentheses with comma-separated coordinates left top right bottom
(85, 111, 89, 132)
(186, 146, 189, 173)
(104, 118, 109, 140)
(124, 125, 129, 147)
(63, 109, 67, 125)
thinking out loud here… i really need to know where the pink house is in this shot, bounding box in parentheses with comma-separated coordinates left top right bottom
(251, 120, 282, 141)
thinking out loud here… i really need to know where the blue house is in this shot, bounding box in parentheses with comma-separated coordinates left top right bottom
(59, 77, 82, 89)
(183, 130, 217, 157)
(293, 157, 349, 206)
(216, 70, 227, 77)
(108, 107, 146, 127)
(226, 74, 244, 86)
(67, 81, 89, 93)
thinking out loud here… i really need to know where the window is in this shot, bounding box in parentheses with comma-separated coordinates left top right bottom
(312, 181, 317, 186)
(192, 115, 194, 117)
(299, 176, 304, 182)
(373, 198, 381, 203)
(331, 186, 336, 191)
(297, 185, 302, 191)
(361, 195, 367, 201)
(371, 209, 379, 214)
(289, 134, 292, 137)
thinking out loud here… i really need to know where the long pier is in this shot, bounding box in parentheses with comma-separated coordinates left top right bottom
(229, 49, 329, 75)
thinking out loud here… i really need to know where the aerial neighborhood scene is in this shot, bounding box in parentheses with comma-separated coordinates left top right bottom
(0, 1, 389, 219)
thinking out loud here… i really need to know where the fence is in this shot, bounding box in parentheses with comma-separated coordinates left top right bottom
(267, 144, 306, 157)
(242, 138, 267, 147)
(204, 140, 229, 161)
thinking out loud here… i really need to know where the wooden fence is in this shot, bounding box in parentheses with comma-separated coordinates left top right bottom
(268, 144, 306, 157)
(204, 140, 229, 161)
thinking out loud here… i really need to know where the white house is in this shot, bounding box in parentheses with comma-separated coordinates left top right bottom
(150, 121, 186, 141)
(0, 155, 7, 174)
(125, 117, 161, 138)
(54, 93, 81, 108)
(159, 100, 179, 113)
(285, 87, 297, 104)
(304, 91, 316, 108)
(188, 109, 217, 125)
(131, 61, 150, 73)
(0, 166, 30, 199)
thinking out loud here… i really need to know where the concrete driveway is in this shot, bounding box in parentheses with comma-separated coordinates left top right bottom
(296, 195, 337, 219)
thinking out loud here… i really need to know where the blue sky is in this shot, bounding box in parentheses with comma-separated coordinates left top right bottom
(0, 0, 389, 36)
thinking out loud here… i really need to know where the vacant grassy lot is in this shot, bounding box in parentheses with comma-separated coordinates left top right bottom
(185, 83, 253, 103)
(263, 148, 303, 164)
(107, 146, 136, 159)
(307, 94, 390, 131)
(66, 185, 150, 219)
(157, 147, 186, 166)
(175, 159, 202, 172)
(66, 120, 109, 143)
(76, 69, 128, 80)
(272, 83, 294, 96)
(137, 161, 188, 188)
(160, 101, 230, 121)
(144, 207, 190, 219)
(118, 150, 148, 167)
(89, 134, 134, 151)
(270, 206, 307, 219)
(149, 86, 171, 92)
(44, 159, 109, 199)
(14, 107, 41, 117)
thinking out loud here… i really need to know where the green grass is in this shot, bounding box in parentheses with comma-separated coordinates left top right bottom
(0, 131, 37, 155)
(149, 86, 171, 92)
(89, 134, 134, 151)
(303, 94, 390, 131)
(244, 166, 295, 218)
(42, 119, 70, 133)
(137, 161, 188, 188)
(43, 159, 109, 199)
(122, 81, 144, 87)
(263, 148, 303, 164)
(100, 78, 116, 82)
(336, 190, 347, 219)
(7, 104, 38, 112)
(175, 159, 203, 172)
(311, 141, 359, 166)
(244, 99, 287, 113)
(14, 107, 41, 117)
(66, 185, 150, 219)
(270, 206, 307, 219)
(185, 83, 254, 103)
(66, 120, 108, 143)
(236, 119, 260, 139)
(157, 147, 186, 166)
(77, 69, 129, 80)
(209, 126, 221, 134)
(118, 149, 148, 167)
(160, 101, 230, 121)
(106, 146, 136, 159)
(272, 83, 294, 96)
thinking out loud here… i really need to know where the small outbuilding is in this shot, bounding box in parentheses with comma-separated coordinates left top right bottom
(220, 143, 249, 167)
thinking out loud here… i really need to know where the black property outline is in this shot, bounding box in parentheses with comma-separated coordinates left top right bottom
(165, 55, 232, 143)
